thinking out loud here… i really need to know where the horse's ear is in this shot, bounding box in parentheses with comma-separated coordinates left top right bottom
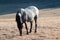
(17, 10, 19, 13)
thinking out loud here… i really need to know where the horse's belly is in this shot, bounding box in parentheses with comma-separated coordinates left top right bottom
(27, 16, 33, 22)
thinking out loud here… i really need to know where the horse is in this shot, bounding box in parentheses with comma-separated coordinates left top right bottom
(16, 6, 39, 36)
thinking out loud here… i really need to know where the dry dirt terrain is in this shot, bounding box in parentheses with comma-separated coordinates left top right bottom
(0, 8, 60, 40)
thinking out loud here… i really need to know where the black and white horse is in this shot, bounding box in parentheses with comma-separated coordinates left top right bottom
(16, 6, 39, 36)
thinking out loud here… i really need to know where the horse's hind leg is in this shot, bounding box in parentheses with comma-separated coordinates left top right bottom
(25, 22, 29, 35)
(34, 15, 37, 33)
(29, 21, 33, 33)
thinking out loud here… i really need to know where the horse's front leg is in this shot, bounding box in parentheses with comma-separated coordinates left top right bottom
(17, 23, 23, 36)
(25, 22, 29, 35)
(29, 21, 33, 33)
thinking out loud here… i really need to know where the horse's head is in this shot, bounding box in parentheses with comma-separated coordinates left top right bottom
(16, 9, 23, 24)
(21, 8, 27, 22)
(17, 8, 27, 23)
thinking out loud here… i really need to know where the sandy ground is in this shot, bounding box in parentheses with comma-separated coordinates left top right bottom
(0, 8, 60, 40)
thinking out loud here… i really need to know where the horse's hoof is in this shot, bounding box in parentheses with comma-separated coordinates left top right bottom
(34, 31, 37, 33)
(27, 33, 29, 35)
(20, 34, 22, 36)
(20, 35, 22, 36)
(29, 31, 31, 33)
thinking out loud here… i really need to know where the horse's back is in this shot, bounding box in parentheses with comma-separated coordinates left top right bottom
(26, 6, 39, 16)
